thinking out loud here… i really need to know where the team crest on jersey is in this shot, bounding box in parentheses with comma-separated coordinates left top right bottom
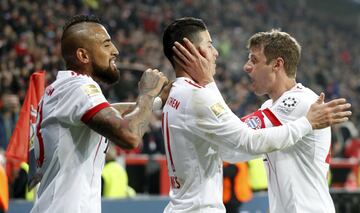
(244, 116, 262, 129)
(81, 84, 100, 96)
(275, 96, 299, 114)
(210, 102, 226, 118)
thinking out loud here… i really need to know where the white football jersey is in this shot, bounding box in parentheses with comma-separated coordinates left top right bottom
(242, 83, 335, 213)
(162, 78, 313, 213)
(30, 71, 110, 213)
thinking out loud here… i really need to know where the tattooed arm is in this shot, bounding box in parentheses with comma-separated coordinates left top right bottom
(111, 102, 136, 116)
(111, 80, 173, 115)
(86, 69, 168, 149)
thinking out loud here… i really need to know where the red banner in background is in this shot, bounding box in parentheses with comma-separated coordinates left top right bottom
(5, 71, 46, 182)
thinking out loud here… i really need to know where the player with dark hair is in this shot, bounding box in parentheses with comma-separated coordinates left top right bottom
(161, 17, 351, 212)
(30, 15, 168, 213)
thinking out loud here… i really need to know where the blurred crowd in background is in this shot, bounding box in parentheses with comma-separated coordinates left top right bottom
(0, 0, 359, 203)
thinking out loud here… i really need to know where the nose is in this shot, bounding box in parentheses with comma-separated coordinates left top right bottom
(243, 61, 252, 73)
(214, 48, 219, 58)
(112, 43, 119, 56)
(113, 47, 119, 56)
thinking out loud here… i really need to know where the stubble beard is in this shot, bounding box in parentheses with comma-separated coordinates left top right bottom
(93, 62, 120, 85)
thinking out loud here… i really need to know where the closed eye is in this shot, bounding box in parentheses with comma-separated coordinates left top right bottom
(103, 38, 112, 47)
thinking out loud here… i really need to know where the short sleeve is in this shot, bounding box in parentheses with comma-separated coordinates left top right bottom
(55, 81, 109, 125)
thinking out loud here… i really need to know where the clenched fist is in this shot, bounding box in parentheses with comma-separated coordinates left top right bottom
(138, 69, 169, 97)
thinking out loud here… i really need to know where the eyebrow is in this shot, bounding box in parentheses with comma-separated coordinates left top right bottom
(103, 38, 111, 43)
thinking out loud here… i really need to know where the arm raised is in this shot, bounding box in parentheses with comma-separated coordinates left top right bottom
(86, 69, 168, 149)
(173, 38, 214, 86)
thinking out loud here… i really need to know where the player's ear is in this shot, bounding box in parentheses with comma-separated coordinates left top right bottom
(76, 48, 90, 64)
(272, 57, 284, 72)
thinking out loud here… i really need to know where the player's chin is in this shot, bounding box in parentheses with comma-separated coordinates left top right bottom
(100, 69, 120, 84)
(251, 85, 262, 95)
(254, 89, 265, 96)
(109, 70, 120, 83)
(211, 65, 217, 75)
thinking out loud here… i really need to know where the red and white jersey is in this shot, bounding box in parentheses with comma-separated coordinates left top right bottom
(162, 78, 313, 213)
(30, 71, 110, 213)
(242, 83, 335, 213)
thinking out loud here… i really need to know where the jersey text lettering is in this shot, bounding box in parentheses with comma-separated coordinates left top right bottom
(167, 97, 180, 110)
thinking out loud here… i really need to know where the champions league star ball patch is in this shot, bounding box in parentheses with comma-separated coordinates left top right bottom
(244, 116, 262, 129)
(282, 97, 298, 107)
(275, 96, 299, 114)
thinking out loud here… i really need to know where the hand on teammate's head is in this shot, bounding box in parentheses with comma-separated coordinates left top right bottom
(172, 38, 214, 86)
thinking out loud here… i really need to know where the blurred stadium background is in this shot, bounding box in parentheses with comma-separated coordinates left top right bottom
(0, 0, 359, 212)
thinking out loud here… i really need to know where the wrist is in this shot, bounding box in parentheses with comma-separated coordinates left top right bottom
(137, 94, 155, 110)
(198, 77, 214, 87)
(304, 116, 315, 130)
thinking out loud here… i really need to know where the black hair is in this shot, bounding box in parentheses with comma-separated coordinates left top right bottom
(162, 17, 207, 67)
(61, 14, 101, 40)
(61, 15, 101, 67)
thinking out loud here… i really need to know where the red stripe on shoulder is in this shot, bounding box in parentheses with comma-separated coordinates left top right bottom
(184, 79, 203, 88)
(262, 108, 282, 126)
(81, 102, 110, 123)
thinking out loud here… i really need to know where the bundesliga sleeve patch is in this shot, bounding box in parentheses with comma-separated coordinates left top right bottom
(210, 102, 226, 118)
(81, 84, 101, 96)
(275, 96, 299, 114)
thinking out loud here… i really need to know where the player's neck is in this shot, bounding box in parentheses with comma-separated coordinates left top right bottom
(68, 66, 99, 81)
(269, 78, 297, 101)
(175, 69, 194, 81)
(68, 65, 90, 76)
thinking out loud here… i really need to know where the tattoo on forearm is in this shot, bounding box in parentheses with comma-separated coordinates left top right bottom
(94, 109, 112, 129)
(129, 120, 148, 138)
(125, 94, 153, 137)
(88, 93, 154, 147)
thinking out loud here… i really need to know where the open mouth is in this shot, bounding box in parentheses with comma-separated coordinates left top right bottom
(110, 58, 117, 68)
(243, 74, 253, 84)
